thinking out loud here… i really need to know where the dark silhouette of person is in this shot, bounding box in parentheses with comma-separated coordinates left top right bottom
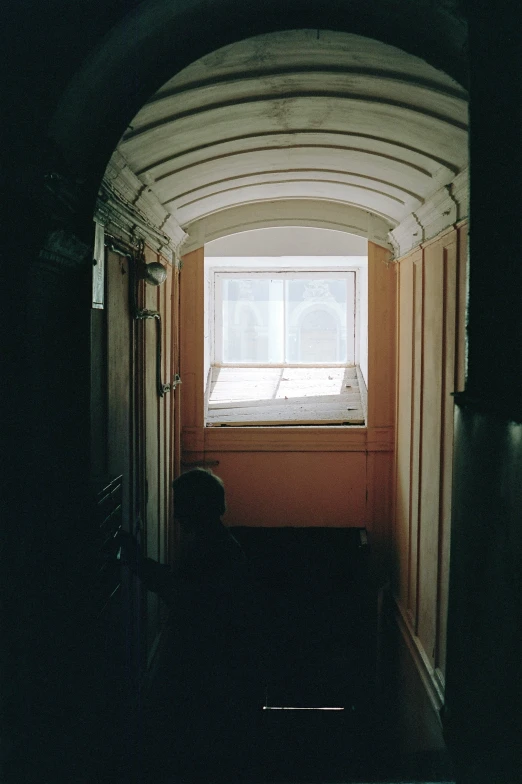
(120, 468, 261, 780)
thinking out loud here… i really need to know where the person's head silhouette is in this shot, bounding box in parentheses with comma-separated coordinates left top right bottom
(173, 468, 226, 525)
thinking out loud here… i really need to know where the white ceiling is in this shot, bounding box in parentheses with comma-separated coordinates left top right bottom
(115, 29, 468, 244)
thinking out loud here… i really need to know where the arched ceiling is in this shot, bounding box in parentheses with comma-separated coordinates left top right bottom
(113, 29, 468, 249)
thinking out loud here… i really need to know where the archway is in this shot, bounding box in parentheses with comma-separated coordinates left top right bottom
(5, 3, 522, 783)
(8, 5, 471, 782)
(95, 29, 466, 257)
(82, 24, 469, 784)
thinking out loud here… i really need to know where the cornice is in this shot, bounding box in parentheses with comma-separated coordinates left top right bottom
(389, 168, 468, 259)
(95, 150, 188, 262)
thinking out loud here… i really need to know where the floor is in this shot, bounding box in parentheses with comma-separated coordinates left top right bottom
(137, 586, 454, 784)
(206, 366, 365, 426)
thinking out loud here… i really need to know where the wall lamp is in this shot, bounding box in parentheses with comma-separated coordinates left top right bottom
(136, 257, 167, 287)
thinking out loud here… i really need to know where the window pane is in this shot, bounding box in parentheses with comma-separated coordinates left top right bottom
(222, 278, 284, 362)
(285, 279, 348, 363)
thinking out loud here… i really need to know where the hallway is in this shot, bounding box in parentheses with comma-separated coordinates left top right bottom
(139, 601, 453, 783)
(135, 530, 453, 784)
(3, 3, 522, 783)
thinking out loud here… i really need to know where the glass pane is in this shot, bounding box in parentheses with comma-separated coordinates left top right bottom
(285, 279, 348, 363)
(222, 278, 284, 363)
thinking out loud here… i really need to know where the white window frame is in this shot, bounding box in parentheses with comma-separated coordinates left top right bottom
(212, 268, 359, 367)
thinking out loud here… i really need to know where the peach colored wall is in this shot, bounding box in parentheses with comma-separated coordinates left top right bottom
(206, 451, 367, 528)
(180, 243, 396, 561)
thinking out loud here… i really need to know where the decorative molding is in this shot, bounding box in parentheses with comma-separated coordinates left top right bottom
(95, 150, 188, 262)
(181, 424, 395, 453)
(204, 425, 369, 452)
(389, 212, 425, 258)
(182, 200, 395, 254)
(389, 168, 469, 258)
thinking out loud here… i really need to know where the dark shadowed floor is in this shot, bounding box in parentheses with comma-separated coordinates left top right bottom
(134, 529, 453, 784)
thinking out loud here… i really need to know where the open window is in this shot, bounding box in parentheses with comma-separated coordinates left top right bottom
(204, 254, 368, 428)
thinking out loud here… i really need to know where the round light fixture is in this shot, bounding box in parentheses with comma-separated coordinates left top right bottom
(142, 261, 167, 286)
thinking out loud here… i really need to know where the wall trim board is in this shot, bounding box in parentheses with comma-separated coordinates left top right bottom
(367, 242, 397, 430)
(356, 364, 368, 422)
(366, 426, 394, 451)
(181, 425, 396, 453)
(394, 596, 445, 716)
(203, 425, 366, 452)
(456, 223, 468, 393)
(180, 247, 205, 439)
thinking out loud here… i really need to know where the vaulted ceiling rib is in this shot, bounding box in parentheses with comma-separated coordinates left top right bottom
(113, 30, 468, 245)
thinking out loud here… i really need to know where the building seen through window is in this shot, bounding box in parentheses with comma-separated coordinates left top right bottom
(217, 272, 355, 365)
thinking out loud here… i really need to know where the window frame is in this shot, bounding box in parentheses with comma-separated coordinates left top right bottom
(212, 267, 359, 367)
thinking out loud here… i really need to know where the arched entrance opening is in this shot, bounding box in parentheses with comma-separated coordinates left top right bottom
(6, 3, 522, 783)
(87, 24, 468, 781)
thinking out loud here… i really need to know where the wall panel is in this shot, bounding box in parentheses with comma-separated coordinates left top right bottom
(409, 254, 424, 629)
(392, 225, 466, 704)
(204, 450, 367, 528)
(436, 238, 458, 682)
(180, 248, 204, 430)
(394, 253, 416, 607)
(367, 242, 396, 428)
(418, 239, 445, 666)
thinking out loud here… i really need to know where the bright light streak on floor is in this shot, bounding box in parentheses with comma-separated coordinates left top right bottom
(262, 706, 345, 711)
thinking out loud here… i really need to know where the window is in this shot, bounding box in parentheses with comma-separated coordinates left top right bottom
(214, 271, 356, 366)
(205, 265, 366, 427)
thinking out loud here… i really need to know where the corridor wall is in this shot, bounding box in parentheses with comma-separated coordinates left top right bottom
(98, 244, 178, 661)
(392, 223, 467, 707)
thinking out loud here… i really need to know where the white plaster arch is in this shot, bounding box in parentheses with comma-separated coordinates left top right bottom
(183, 200, 394, 253)
(98, 29, 468, 257)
